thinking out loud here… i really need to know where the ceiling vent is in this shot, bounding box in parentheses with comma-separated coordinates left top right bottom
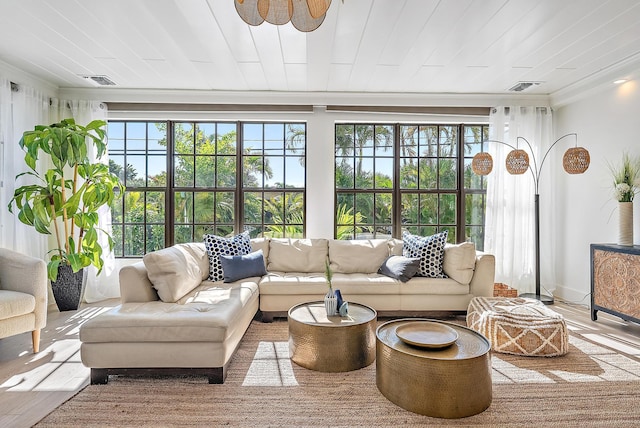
(508, 81, 542, 92)
(82, 75, 116, 86)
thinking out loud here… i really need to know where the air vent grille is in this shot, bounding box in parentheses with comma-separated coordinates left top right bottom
(508, 81, 542, 92)
(82, 75, 116, 86)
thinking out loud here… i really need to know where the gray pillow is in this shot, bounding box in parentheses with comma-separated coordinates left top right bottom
(378, 255, 421, 282)
(219, 250, 267, 283)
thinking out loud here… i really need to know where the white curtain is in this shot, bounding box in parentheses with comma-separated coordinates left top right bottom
(57, 100, 119, 303)
(0, 77, 117, 303)
(484, 106, 556, 295)
(0, 79, 51, 258)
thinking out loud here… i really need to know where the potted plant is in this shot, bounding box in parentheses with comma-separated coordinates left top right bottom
(609, 152, 640, 246)
(324, 259, 337, 316)
(8, 118, 125, 310)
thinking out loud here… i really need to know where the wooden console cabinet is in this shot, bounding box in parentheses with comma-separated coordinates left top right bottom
(590, 244, 640, 324)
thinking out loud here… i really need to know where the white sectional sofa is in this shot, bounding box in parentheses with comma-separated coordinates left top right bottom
(259, 237, 495, 321)
(80, 237, 494, 384)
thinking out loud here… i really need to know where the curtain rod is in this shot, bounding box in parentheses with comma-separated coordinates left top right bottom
(327, 105, 490, 116)
(105, 102, 314, 113)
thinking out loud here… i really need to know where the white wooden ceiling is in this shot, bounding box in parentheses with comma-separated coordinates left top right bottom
(1, 0, 640, 97)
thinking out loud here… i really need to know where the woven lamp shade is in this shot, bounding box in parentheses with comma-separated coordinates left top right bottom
(563, 147, 590, 174)
(505, 149, 529, 175)
(235, 0, 331, 32)
(472, 152, 493, 175)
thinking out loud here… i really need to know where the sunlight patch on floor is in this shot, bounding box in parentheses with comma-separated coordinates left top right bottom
(242, 341, 298, 387)
(492, 330, 640, 384)
(549, 353, 640, 383)
(491, 357, 555, 384)
(582, 333, 640, 356)
(0, 341, 88, 392)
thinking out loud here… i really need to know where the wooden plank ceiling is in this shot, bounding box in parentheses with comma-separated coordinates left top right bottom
(0, 0, 639, 95)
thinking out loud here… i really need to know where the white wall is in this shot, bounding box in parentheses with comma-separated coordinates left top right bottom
(554, 80, 640, 304)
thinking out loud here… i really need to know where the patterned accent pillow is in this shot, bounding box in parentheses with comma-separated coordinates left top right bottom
(203, 231, 252, 281)
(402, 230, 449, 278)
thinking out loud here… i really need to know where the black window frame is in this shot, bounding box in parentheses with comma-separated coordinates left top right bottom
(334, 123, 489, 248)
(108, 120, 307, 258)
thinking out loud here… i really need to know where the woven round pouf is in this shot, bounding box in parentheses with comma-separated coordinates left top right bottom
(466, 297, 569, 357)
(376, 319, 492, 419)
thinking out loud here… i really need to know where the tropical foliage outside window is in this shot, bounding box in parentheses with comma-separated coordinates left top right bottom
(108, 121, 306, 257)
(335, 123, 488, 249)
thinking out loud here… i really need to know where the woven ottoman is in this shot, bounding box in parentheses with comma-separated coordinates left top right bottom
(466, 297, 569, 357)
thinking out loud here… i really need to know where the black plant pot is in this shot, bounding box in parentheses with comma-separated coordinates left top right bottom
(51, 264, 85, 311)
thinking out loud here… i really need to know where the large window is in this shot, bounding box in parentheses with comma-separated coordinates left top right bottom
(335, 124, 394, 239)
(109, 121, 167, 256)
(109, 121, 306, 257)
(173, 122, 237, 243)
(242, 123, 306, 238)
(335, 123, 488, 249)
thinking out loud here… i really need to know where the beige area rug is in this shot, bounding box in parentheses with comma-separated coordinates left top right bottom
(37, 317, 640, 427)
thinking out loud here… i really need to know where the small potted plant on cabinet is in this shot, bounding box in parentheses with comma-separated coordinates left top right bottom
(8, 118, 124, 310)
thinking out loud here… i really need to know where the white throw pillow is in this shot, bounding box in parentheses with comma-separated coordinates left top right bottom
(329, 239, 390, 273)
(143, 243, 205, 302)
(267, 238, 328, 272)
(443, 242, 476, 285)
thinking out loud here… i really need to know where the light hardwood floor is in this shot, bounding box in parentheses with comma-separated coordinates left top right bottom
(1, 298, 639, 427)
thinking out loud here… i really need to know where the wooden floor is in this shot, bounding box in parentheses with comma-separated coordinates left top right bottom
(1, 298, 639, 427)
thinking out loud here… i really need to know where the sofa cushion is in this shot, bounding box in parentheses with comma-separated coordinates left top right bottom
(267, 238, 328, 273)
(259, 272, 400, 295)
(378, 255, 420, 282)
(400, 277, 469, 295)
(443, 242, 476, 285)
(204, 232, 252, 281)
(80, 280, 259, 344)
(388, 238, 403, 256)
(250, 238, 270, 268)
(329, 239, 390, 273)
(0, 290, 36, 320)
(219, 250, 267, 283)
(143, 244, 207, 302)
(402, 230, 448, 278)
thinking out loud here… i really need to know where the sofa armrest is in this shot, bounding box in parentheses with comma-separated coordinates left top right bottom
(469, 251, 495, 298)
(0, 248, 48, 329)
(119, 262, 159, 303)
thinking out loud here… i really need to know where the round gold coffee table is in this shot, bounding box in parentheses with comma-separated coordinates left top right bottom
(288, 301, 376, 372)
(376, 318, 492, 419)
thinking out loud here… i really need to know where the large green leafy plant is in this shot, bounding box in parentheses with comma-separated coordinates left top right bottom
(8, 118, 125, 281)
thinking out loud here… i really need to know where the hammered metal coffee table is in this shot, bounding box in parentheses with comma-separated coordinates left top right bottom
(288, 301, 376, 372)
(376, 318, 492, 419)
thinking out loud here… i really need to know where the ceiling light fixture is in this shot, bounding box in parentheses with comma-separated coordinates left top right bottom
(234, 0, 332, 32)
(614, 79, 628, 85)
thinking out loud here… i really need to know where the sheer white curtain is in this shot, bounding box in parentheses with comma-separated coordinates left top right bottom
(0, 78, 117, 302)
(54, 99, 119, 302)
(484, 106, 556, 295)
(0, 79, 51, 258)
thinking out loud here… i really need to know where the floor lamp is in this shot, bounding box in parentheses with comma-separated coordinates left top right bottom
(472, 133, 590, 305)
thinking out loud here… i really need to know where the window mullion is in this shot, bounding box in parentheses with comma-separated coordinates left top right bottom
(167, 120, 175, 247)
(393, 123, 401, 238)
(236, 121, 243, 234)
(457, 124, 465, 243)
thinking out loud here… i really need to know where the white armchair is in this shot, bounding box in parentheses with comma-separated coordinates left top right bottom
(0, 248, 48, 353)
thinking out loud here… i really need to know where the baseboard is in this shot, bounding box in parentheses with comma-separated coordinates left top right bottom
(552, 285, 591, 308)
